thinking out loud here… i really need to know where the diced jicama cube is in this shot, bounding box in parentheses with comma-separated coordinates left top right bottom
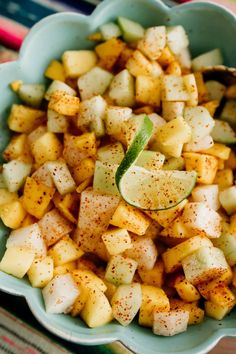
(153, 310, 189, 336)
(42, 274, 79, 314)
(139, 285, 170, 327)
(48, 236, 83, 266)
(81, 287, 113, 328)
(191, 185, 220, 211)
(44, 80, 76, 100)
(162, 75, 189, 101)
(72, 269, 107, 293)
(6, 223, 46, 258)
(183, 152, 218, 184)
(98, 142, 125, 165)
(177, 47, 191, 70)
(32, 162, 54, 188)
(183, 135, 214, 152)
(110, 201, 150, 236)
(38, 208, 72, 246)
(0, 246, 35, 278)
(181, 202, 221, 238)
(167, 26, 189, 55)
(78, 66, 113, 101)
(28, 256, 54, 288)
(62, 50, 97, 78)
(205, 80, 226, 101)
(118, 17, 144, 43)
(162, 101, 185, 121)
(219, 186, 236, 215)
(105, 255, 137, 285)
(182, 246, 229, 285)
(74, 188, 120, 253)
(47, 160, 76, 195)
(220, 99, 236, 126)
(93, 161, 119, 196)
(138, 26, 166, 60)
(105, 106, 132, 136)
(77, 95, 106, 137)
(184, 106, 215, 142)
(192, 49, 223, 71)
(183, 74, 198, 107)
(47, 109, 68, 133)
(111, 283, 142, 326)
(124, 235, 158, 271)
(109, 69, 135, 107)
(102, 228, 132, 256)
(162, 236, 213, 273)
(3, 160, 31, 192)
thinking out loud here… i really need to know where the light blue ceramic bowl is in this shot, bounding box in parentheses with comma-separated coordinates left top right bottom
(0, 1, 236, 353)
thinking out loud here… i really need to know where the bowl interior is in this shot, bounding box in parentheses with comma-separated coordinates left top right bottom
(0, 0, 236, 353)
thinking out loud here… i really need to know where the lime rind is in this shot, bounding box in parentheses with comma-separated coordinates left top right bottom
(116, 115, 197, 210)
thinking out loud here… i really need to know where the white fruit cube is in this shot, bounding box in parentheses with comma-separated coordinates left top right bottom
(191, 185, 220, 211)
(0, 246, 35, 278)
(219, 186, 236, 215)
(183, 135, 214, 152)
(124, 236, 158, 271)
(105, 106, 132, 136)
(3, 160, 31, 192)
(49, 236, 83, 266)
(182, 246, 229, 285)
(43, 274, 79, 314)
(80, 287, 113, 328)
(167, 26, 189, 55)
(184, 106, 215, 142)
(162, 101, 185, 122)
(62, 50, 97, 78)
(38, 209, 72, 246)
(78, 66, 113, 101)
(138, 26, 166, 60)
(77, 95, 106, 133)
(47, 109, 68, 133)
(102, 228, 132, 255)
(47, 160, 76, 195)
(181, 202, 221, 238)
(105, 255, 137, 285)
(45, 80, 76, 100)
(109, 69, 135, 107)
(28, 256, 54, 288)
(153, 310, 189, 336)
(97, 142, 124, 165)
(111, 283, 142, 326)
(6, 223, 47, 258)
(161, 75, 189, 101)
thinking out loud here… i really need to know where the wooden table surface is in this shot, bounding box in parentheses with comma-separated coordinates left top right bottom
(209, 338, 235, 353)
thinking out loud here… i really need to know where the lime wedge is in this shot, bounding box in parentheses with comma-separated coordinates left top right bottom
(115, 115, 197, 210)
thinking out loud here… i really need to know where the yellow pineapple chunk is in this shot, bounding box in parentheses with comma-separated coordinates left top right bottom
(138, 259, 165, 288)
(214, 169, 234, 190)
(53, 261, 77, 276)
(44, 60, 66, 81)
(28, 256, 54, 288)
(62, 50, 97, 78)
(170, 299, 204, 325)
(3, 134, 32, 162)
(71, 286, 89, 317)
(225, 150, 236, 170)
(31, 132, 62, 166)
(0, 246, 35, 278)
(48, 91, 80, 116)
(72, 158, 95, 185)
(205, 300, 235, 320)
(110, 201, 150, 236)
(10, 80, 22, 92)
(158, 46, 175, 67)
(166, 61, 181, 76)
(200, 143, 231, 160)
(183, 152, 218, 184)
(95, 38, 126, 70)
(136, 75, 161, 107)
(194, 72, 208, 103)
(72, 269, 107, 293)
(162, 236, 213, 273)
(126, 50, 153, 77)
(202, 100, 219, 116)
(0, 200, 26, 229)
(174, 277, 200, 302)
(48, 236, 84, 266)
(8, 104, 45, 133)
(139, 285, 170, 327)
(22, 177, 55, 219)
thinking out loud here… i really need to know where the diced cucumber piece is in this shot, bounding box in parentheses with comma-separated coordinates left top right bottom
(211, 120, 236, 144)
(118, 17, 144, 43)
(205, 80, 226, 101)
(97, 142, 124, 165)
(220, 100, 236, 127)
(219, 186, 236, 215)
(3, 160, 32, 192)
(109, 69, 135, 107)
(192, 49, 223, 71)
(45, 80, 76, 100)
(213, 222, 236, 266)
(100, 22, 121, 40)
(18, 84, 45, 108)
(93, 161, 119, 196)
